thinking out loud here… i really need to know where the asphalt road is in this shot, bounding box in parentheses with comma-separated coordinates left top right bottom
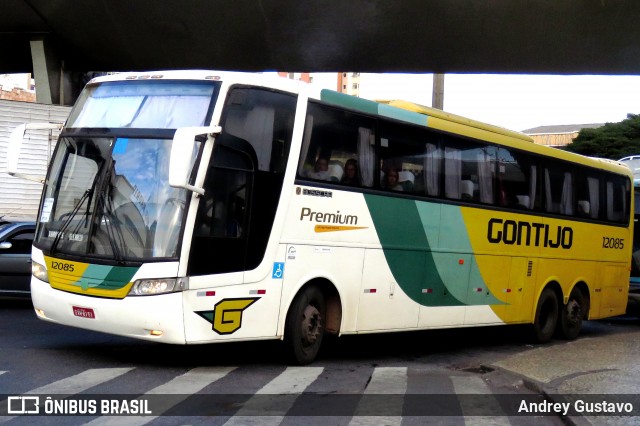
(1, 298, 638, 425)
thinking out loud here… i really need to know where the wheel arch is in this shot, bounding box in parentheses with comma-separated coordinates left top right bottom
(537, 279, 563, 310)
(280, 275, 343, 337)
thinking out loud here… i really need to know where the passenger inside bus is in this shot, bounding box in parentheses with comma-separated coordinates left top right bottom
(383, 168, 404, 191)
(341, 159, 360, 185)
(306, 157, 331, 180)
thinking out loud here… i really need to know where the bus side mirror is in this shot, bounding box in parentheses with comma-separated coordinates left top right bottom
(169, 126, 221, 195)
(7, 122, 63, 183)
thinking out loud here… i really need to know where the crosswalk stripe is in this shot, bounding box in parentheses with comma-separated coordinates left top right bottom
(27, 368, 134, 395)
(350, 367, 407, 426)
(256, 366, 324, 395)
(88, 366, 236, 426)
(451, 376, 511, 426)
(223, 366, 324, 426)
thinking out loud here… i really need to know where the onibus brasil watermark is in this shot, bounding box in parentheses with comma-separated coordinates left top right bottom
(7, 396, 151, 415)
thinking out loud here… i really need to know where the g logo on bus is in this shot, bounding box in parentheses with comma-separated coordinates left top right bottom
(196, 298, 259, 335)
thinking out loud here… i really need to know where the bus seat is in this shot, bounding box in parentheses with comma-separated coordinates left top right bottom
(516, 195, 530, 209)
(577, 200, 590, 216)
(461, 180, 474, 200)
(328, 162, 344, 182)
(399, 170, 415, 192)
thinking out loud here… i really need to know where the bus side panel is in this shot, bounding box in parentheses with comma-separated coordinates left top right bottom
(357, 248, 420, 331)
(591, 263, 629, 319)
(182, 256, 284, 343)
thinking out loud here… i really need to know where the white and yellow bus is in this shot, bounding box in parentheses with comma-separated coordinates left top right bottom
(7, 71, 632, 364)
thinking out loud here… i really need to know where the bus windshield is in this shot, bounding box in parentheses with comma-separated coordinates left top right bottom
(33, 79, 220, 263)
(34, 136, 198, 262)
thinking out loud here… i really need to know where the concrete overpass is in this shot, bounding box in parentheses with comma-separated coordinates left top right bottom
(2, 0, 640, 105)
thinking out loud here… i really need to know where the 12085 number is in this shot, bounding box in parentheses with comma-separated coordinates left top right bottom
(602, 237, 624, 249)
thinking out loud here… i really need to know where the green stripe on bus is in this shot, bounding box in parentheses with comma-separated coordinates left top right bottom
(364, 195, 464, 306)
(378, 103, 427, 126)
(78, 264, 138, 290)
(320, 90, 380, 115)
(364, 195, 503, 306)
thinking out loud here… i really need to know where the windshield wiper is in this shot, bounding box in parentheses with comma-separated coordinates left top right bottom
(98, 184, 127, 265)
(50, 187, 94, 255)
(50, 157, 104, 256)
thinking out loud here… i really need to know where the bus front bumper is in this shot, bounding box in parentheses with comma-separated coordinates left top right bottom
(30, 278, 187, 343)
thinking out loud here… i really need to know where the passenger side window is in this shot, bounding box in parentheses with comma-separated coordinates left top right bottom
(606, 175, 630, 223)
(544, 163, 574, 215)
(575, 168, 601, 219)
(379, 122, 439, 194)
(298, 102, 376, 187)
(443, 137, 496, 204)
(496, 148, 538, 210)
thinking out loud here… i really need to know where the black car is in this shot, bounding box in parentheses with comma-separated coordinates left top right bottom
(0, 220, 36, 298)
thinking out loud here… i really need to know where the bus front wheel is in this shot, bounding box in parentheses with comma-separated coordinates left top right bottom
(557, 287, 586, 340)
(285, 285, 326, 365)
(532, 287, 559, 343)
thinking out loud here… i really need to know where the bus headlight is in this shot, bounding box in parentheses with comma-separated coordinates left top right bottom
(32, 261, 49, 283)
(129, 277, 188, 296)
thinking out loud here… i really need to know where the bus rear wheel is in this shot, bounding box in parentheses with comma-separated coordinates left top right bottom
(532, 287, 559, 343)
(285, 285, 325, 365)
(557, 287, 585, 340)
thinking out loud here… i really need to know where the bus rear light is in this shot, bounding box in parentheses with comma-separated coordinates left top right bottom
(196, 291, 216, 297)
(250, 289, 266, 295)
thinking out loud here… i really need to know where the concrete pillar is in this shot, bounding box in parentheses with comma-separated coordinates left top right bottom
(30, 38, 83, 106)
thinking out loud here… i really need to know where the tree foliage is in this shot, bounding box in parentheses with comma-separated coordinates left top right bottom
(563, 114, 640, 159)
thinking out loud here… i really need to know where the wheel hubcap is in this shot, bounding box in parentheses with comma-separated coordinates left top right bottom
(301, 305, 322, 347)
(566, 299, 582, 325)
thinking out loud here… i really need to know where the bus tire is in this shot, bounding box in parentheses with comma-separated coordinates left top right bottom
(284, 285, 325, 365)
(557, 287, 585, 340)
(532, 287, 559, 343)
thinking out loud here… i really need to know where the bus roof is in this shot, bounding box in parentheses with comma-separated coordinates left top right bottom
(381, 99, 534, 143)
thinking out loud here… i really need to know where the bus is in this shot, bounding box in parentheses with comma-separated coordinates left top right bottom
(7, 71, 633, 364)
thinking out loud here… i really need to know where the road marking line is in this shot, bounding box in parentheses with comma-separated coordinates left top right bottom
(88, 366, 236, 426)
(451, 376, 510, 426)
(350, 367, 408, 426)
(27, 368, 134, 395)
(224, 366, 324, 426)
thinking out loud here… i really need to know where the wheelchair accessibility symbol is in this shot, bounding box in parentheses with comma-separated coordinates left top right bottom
(272, 262, 284, 279)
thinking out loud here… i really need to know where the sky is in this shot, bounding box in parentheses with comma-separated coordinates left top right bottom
(310, 73, 640, 132)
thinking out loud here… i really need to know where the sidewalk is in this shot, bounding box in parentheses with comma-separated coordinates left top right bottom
(490, 312, 640, 425)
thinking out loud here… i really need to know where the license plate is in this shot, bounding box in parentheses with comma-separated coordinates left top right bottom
(72, 306, 95, 319)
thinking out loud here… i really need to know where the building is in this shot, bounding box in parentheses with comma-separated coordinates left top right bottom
(0, 73, 36, 102)
(276, 72, 311, 83)
(337, 72, 361, 97)
(522, 124, 604, 147)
